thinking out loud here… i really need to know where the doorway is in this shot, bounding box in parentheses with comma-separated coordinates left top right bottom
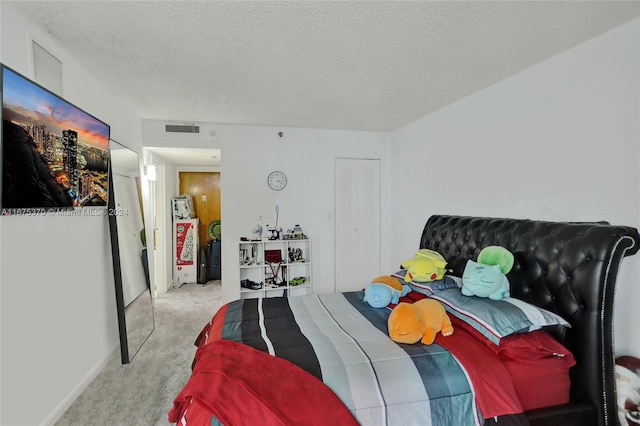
(178, 172, 221, 248)
(334, 158, 381, 292)
(146, 148, 221, 294)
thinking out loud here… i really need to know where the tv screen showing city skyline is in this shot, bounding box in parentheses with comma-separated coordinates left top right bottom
(1, 64, 110, 214)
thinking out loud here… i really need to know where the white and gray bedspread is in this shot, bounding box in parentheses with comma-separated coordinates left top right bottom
(207, 292, 490, 426)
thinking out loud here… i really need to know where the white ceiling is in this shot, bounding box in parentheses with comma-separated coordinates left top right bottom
(6, 1, 639, 165)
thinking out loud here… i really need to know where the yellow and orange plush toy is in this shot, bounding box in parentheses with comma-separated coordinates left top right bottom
(401, 249, 448, 283)
(387, 299, 453, 345)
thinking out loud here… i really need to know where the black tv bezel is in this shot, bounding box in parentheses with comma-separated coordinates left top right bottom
(0, 63, 111, 216)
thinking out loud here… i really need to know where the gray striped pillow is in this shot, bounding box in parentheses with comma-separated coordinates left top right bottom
(429, 288, 570, 345)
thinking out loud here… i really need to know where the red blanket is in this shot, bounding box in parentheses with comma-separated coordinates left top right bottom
(169, 339, 359, 426)
(435, 326, 523, 418)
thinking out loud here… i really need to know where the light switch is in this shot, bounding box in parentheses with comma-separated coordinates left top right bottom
(201, 195, 207, 202)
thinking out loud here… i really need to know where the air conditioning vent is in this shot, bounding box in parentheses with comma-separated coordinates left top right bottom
(165, 124, 200, 133)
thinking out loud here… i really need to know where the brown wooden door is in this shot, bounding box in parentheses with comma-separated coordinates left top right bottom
(178, 172, 221, 248)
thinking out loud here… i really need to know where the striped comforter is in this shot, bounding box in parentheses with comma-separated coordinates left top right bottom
(194, 291, 523, 425)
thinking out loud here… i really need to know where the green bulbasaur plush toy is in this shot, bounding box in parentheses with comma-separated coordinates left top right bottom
(461, 246, 514, 300)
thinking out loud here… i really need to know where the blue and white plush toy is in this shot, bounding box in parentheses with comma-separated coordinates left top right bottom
(461, 246, 514, 301)
(363, 275, 411, 308)
(364, 283, 400, 308)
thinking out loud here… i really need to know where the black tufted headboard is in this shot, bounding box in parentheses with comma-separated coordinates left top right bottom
(420, 215, 640, 426)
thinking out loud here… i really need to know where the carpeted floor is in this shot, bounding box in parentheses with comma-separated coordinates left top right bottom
(55, 281, 222, 426)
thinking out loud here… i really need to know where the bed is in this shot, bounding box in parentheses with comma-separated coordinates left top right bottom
(169, 215, 640, 426)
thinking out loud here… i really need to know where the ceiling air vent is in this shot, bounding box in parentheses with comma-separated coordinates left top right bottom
(165, 124, 200, 133)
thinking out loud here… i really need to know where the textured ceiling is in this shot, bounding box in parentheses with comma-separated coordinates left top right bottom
(6, 1, 640, 132)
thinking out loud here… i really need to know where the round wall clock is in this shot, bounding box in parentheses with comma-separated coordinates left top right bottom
(267, 170, 287, 191)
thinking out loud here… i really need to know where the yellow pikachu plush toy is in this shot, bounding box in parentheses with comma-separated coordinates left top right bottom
(388, 299, 453, 345)
(401, 249, 447, 283)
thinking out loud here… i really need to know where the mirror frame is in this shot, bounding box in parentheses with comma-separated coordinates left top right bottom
(107, 140, 154, 364)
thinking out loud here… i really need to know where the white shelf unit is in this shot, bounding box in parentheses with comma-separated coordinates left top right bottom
(238, 239, 312, 299)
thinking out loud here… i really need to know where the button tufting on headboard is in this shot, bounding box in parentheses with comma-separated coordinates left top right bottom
(420, 215, 640, 426)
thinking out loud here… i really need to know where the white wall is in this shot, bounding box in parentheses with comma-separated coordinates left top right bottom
(141, 120, 392, 303)
(0, 4, 144, 425)
(391, 19, 640, 357)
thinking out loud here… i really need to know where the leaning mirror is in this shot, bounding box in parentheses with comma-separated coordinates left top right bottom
(108, 139, 154, 364)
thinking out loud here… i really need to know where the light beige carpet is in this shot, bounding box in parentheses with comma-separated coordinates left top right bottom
(55, 281, 222, 426)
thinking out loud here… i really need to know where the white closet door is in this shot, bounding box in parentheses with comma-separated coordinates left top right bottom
(335, 158, 381, 293)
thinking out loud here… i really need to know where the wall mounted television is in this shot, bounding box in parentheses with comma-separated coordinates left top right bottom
(1, 64, 110, 215)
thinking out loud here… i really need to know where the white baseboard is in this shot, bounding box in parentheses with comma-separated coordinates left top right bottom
(40, 343, 120, 426)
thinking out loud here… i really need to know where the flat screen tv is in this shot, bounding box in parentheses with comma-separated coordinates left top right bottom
(1, 64, 110, 214)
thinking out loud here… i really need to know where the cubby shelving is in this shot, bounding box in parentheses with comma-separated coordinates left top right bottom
(238, 238, 312, 298)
